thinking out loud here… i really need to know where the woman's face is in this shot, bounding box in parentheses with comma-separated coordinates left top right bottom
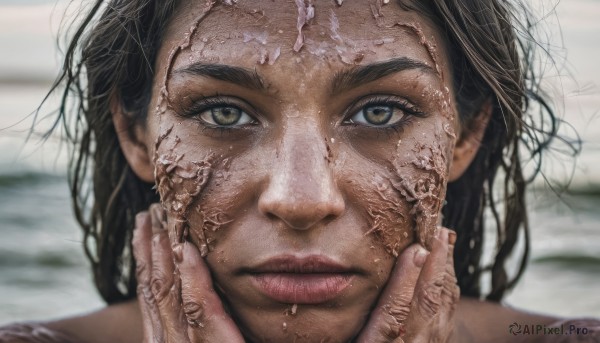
(143, 0, 457, 341)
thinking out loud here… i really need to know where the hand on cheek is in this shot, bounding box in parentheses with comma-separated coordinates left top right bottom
(356, 227, 460, 343)
(132, 204, 244, 343)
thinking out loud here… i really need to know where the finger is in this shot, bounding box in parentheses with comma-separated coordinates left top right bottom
(133, 211, 164, 343)
(442, 230, 459, 306)
(178, 242, 245, 343)
(133, 212, 152, 293)
(150, 202, 169, 239)
(437, 230, 460, 338)
(149, 204, 189, 343)
(404, 227, 450, 337)
(356, 243, 429, 343)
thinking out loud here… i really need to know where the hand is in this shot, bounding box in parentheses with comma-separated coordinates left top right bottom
(356, 227, 460, 343)
(132, 204, 245, 343)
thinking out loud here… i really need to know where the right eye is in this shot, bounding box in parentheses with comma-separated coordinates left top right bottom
(349, 104, 404, 126)
(199, 106, 254, 127)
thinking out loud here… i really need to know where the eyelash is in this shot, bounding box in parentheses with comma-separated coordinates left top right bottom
(342, 95, 427, 135)
(179, 95, 426, 136)
(180, 96, 258, 136)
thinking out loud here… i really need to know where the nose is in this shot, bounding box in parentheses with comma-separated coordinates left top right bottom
(258, 122, 345, 231)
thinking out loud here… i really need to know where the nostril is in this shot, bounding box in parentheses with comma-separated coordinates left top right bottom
(323, 213, 339, 224)
(264, 212, 278, 222)
(259, 198, 345, 231)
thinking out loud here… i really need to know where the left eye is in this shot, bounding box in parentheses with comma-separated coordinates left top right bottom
(198, 106, 254, 126)
(349, 104, 405, 126)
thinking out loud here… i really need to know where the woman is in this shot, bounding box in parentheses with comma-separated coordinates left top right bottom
(1, 0, 598, 342)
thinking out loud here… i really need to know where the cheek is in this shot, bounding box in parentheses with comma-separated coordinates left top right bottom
(339, 98, 456, 254)
(185, 157, 251, 256)
(390, 115, 455, 248)
(153, 124, 238, 256)
(390, 134, 447, 249)
(336, 151, 414, 258)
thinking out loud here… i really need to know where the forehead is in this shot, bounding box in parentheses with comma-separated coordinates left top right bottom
(162, 0, 446, 75)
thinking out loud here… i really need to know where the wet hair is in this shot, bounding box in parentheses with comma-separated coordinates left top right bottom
(41, 0, 565, 303)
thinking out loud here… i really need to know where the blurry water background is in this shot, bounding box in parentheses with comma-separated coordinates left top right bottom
(0, 0, 599, 324)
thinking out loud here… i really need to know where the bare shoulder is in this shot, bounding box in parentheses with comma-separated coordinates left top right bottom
(0, 301, 142, 343)
(44, 300, 142, 343)
(0, 322, 75, 343)
(456, 297, 600, 342)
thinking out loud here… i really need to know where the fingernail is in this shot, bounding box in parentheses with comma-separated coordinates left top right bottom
(173, 243, 183, 263)
(150, 205, 165, 232)
(448, 230, 457, 246)
(414, 248, 429, 268)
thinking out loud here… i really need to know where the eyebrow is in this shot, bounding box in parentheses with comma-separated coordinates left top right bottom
(331, 57, 435, 95)
(174, 63, 267, 91)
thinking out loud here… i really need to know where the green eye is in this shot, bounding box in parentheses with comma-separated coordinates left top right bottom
(199, 106, 253, 126)
(211, 107, 241, 125)
(350, 104, 405, 127)
(363, 105, 394, 125)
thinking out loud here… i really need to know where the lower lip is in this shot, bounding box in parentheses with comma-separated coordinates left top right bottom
(251, 273, 353, 304)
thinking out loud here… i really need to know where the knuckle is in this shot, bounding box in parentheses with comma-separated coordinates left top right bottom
(182, 300, 206, 328)
(417, 280, 444, 319)
(137, 284, 156, 308)
(387, 294, 412, 323)
(441, 272, 461, 309)
(135, 260, 149, 280)
(379, 312, 405, 340)
(378, 295, 412, 339)
(388, 304, 411, 323)
(149, 269, 172, 303)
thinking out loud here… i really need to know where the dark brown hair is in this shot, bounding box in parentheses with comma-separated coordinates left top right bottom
(41, 0, 567, 303)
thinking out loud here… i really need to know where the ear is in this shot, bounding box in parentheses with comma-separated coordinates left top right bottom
(448, 99, 493, 182)
(111, 96, 155, 183)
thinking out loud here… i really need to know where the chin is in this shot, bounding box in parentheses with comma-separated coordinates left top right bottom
(236, 306, 368, 343)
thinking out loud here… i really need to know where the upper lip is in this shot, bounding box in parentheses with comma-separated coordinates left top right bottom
(242, 255, 355, 274)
